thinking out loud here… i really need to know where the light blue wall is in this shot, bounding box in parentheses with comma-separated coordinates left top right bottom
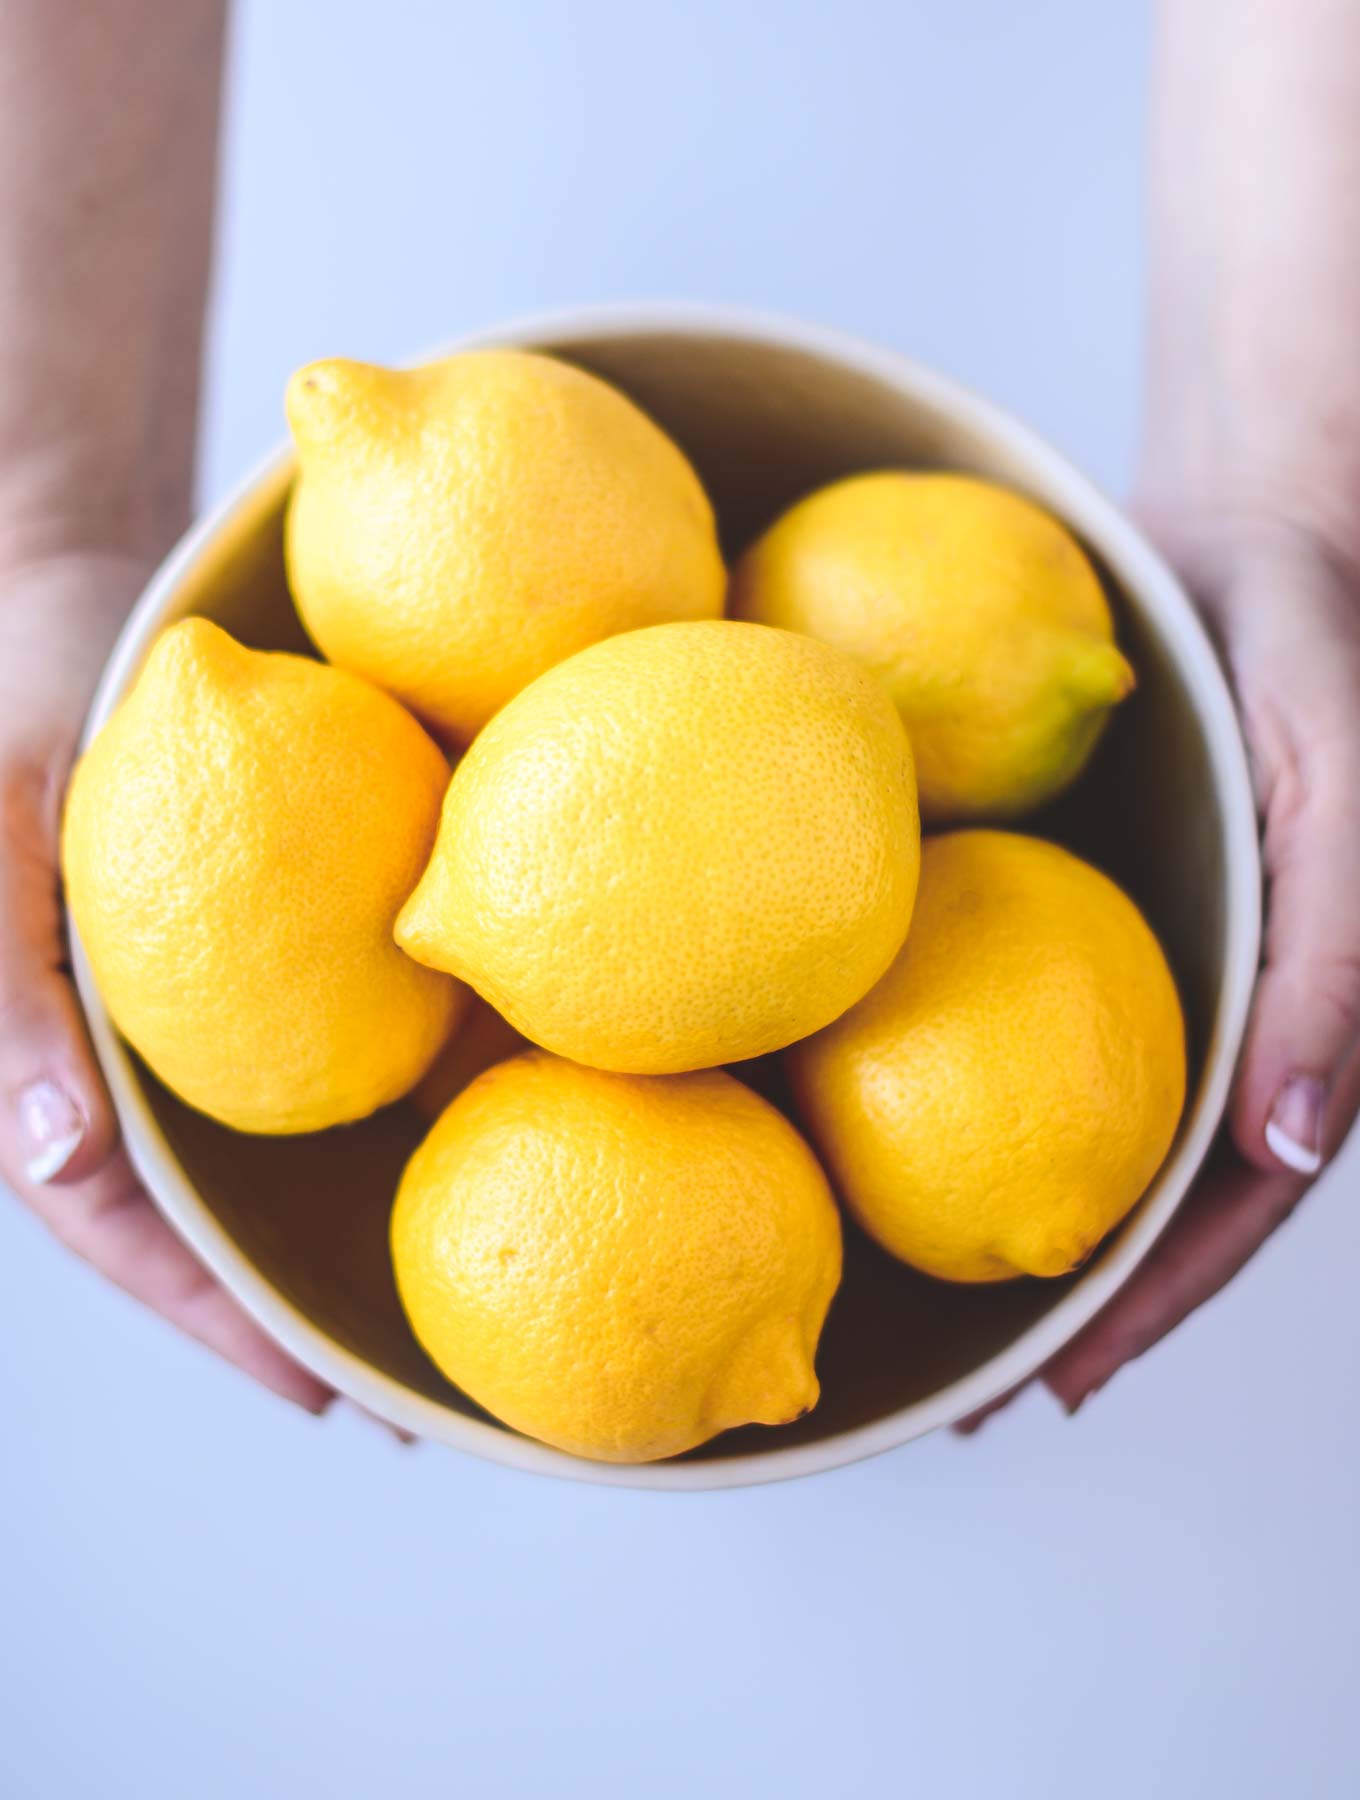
(5, 4, 1358, 1796)
(203, 0, 1148, 498)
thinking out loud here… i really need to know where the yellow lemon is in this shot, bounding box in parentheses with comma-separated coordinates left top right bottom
(285, 349, 726, 747)
(729, 471, 1134, 823)
(391, 1050, 843, 1462)
(397, 619, 920, 1074)
(787, 831, 1185, 1282)
(62, 619, 465, 1134)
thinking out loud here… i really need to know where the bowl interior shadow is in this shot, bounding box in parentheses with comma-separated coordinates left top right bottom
(134, 328, 1226, 1461)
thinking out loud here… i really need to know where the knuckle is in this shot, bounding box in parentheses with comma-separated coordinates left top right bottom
(1266, 746, 1360, 862)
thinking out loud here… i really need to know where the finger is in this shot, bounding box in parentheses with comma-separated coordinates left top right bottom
(952, 1382, 1027, 1436)
(1228, 598, 1360, 1178)
(1041, 1149, 1306, 1414)
(14, 1142, 333, 1412)
(1037, 1039, 1360, 1416)
(350, 1404, 419, 1447)
(0, 752, 118, 1187)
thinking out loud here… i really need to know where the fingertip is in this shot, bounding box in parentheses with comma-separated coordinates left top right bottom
(348, 1402, 420, 1445)
(1042, 1369, 1097, 1417)
(1, 968, 122, 1190)
(296, 1381, 339, 1418)
(237, 1359, 334, 1417)
(952, 1382, 1026, 1436)
(217, 1350, 333, 1419)
(12, 1047, 120, 1188)
(1230, 1052, 1328, 1179)
(1263, 1084, 1326, 1176)
(1228, 1096, 1285, 1178)
(166, 1274, 337, 1415)
(1042, 1315, 1159, 1416)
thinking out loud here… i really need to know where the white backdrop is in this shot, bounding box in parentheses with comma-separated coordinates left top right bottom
(4, 4, 1357, 1795)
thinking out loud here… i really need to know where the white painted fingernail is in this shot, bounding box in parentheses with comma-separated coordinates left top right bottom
(1265, 1076, 1325, 1176)
(18, 1079, 85, 1183)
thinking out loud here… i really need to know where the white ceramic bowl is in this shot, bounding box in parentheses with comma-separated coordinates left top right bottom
(71, 304, 1261, 1489)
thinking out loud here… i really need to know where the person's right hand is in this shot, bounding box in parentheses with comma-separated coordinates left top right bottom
(0, 549, 332, 1412)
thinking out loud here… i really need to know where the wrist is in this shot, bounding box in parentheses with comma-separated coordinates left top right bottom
(1132, 491, 1360, 650)
(1136, 394, 1360, 595)
(0, 444, 188, 574)
(0, 551, 153, 730)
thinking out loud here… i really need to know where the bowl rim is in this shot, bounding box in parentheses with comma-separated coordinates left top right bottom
(70, 300, 1263, 1490)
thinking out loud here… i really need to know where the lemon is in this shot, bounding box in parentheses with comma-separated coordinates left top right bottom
(787, 831, 1185, 1282)
(729, 471, 1134, 822)
(391, 1050, 843, 1462)
(62, 619, 465, 1134)
(285, 349, 726, 747)
(397, 619, 920, 1074)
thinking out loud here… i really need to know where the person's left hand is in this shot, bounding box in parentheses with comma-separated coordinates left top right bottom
(963, 515, 1360, 1428)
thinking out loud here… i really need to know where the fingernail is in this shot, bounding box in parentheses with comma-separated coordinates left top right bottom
(1265, 1076, 1326, 1176)
(17, 1079, 85, 1183)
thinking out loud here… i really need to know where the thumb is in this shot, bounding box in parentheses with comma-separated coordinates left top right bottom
(1231, 681, 1360, 1180)
(0, 751, 120, 1189)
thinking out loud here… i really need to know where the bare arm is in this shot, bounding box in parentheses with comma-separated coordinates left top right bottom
(1041, 0, 1360, 1413)
(0, 5, 221, 559)
(1138, 0, 1360, 561)
(0, 3, 328, 1411)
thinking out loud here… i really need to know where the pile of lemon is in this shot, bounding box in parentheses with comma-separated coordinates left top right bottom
(63, 350, 1186, 1463)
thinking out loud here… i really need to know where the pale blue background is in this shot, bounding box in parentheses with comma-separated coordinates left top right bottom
(5, 3, 1359, 1795)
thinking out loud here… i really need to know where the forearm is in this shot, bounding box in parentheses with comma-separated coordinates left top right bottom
(1143, 0, 1360, 562)
(0, 3, 226, 569)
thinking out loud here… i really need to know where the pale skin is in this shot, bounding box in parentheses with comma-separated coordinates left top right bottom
(1, 0, 1357, 1428)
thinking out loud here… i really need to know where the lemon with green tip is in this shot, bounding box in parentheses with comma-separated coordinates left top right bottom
(730, 471, 1134, 822)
